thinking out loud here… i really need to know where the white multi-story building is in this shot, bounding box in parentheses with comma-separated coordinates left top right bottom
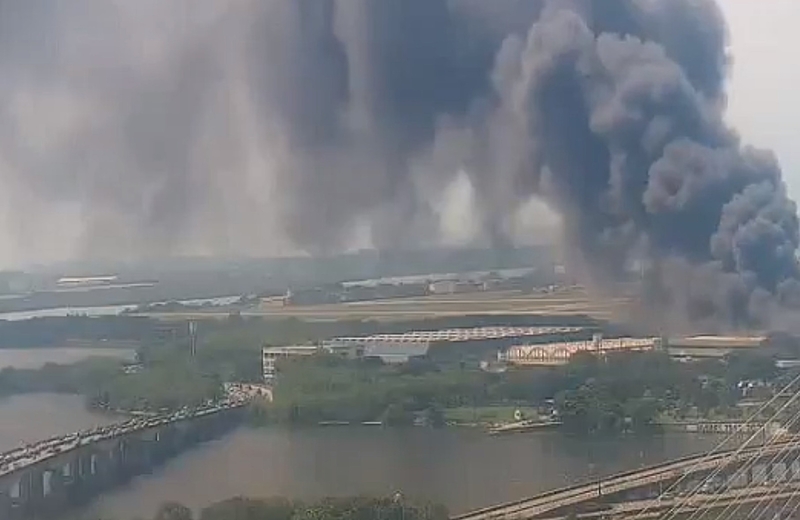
(261, 346, 319, 384)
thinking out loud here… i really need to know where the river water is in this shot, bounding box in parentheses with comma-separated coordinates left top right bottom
(0, 394, 723, 519)
(0, 394, 121, 452)
(79, 427, 722, 519)
(0, 347, 136, 369)
(0, 295, 241, 321)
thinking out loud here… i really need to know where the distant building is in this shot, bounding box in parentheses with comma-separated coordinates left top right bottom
(283, 285, 342, 306)
(121, 363, 144, 375)
(261, 346, 319, 384)
(427, 279, 485, 295)
(666, 335, 766, 360)
(261, 342, 373, 384)
(775, 359, 800, 369)
(56, 275, 118, 288)
(502, 334, 659, 366)
(428, 280, 458, 295)
(323, 326, 587, 365)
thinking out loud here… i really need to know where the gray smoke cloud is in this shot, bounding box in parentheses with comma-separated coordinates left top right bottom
(0, 0, 798, 328)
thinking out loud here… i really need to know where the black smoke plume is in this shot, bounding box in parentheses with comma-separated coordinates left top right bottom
(0, 0, 798, 328)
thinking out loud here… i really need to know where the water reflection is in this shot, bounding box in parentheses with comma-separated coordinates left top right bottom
(0, 394, 120, 452)
(0, 347, 135, 369)
(85, 427, 723, 518)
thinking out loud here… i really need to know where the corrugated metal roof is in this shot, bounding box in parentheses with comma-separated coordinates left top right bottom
(365, 342, 430, 359)
(325, 326, 584, 345)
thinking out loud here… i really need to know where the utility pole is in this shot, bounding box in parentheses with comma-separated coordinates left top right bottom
(189, 320, 198, 358)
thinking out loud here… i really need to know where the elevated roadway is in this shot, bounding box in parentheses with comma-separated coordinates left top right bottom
(0, 397, 247, 478)
(455, 437, 800, 520)
(0, 397, 248, 519)
(576, 483, 800, 519)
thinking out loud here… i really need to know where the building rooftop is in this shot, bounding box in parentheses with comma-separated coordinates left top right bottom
(262, 345, 320, 355)
(326, 326, 584, 345)
(365, 342, 431, 362)
(671, 335, 766, 348)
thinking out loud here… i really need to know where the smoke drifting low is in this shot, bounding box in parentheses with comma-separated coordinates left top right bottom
(0, 0, 798, 328)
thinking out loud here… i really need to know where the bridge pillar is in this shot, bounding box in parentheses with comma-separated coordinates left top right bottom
(63, 450, 97, 507)
(0, 403, 245, 519)
(26, 468, 68, 519)
(152, 425, 180, 463)
(114, 438, 129, 479)
(7, 470, 43, 520)
(28, 469, 45, 505)
(120, 436, 152, 476)
(0, 486, 12, 520)
(94, 447, 119, 490)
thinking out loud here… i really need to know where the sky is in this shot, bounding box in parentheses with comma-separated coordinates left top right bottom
(0, 1, 798, 270)
(722, 0, 800, 203)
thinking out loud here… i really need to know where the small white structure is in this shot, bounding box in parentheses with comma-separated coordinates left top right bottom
(262, 346, 319, 384)
(428, 280, 457, 294)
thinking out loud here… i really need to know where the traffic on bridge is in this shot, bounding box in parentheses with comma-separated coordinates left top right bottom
(0, 396, 248, 480)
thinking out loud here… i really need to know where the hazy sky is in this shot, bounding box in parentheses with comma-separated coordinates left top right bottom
(0, 1, 798, 269)
(722, 0, 800, 202)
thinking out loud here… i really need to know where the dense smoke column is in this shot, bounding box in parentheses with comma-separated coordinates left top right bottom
(491, 0, 800, 328)
(0, 0, 798, 328)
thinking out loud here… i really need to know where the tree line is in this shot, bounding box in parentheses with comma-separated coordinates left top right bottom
(258, 345, 785, 433)
(80, 495, 448, 520)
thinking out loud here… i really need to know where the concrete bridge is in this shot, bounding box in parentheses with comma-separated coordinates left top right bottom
(455, 437, 800, 520)
(0, 397, 248, 519)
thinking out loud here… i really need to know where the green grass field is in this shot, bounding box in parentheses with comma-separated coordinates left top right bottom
(443, 405, 540, 425)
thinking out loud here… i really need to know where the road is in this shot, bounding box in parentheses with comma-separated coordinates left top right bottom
(455, 438, 800, 520)
(0, 398, 248, 479)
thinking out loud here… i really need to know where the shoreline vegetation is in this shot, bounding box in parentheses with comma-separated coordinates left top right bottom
(0, 314, 796, 436)
(0, 338, 789, 436)
(0, 341, 788, 437)
(74, 495, 449, 520)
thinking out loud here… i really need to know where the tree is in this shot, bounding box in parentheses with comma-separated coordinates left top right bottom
(199, 497, 295, 520)
(725, 351, 777, 384)
(382, 403, 414, 426)
(155, 502, 193, 520)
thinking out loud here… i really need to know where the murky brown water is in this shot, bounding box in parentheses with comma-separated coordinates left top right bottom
(0, 394, 120, 452)
(82, 427, 723, 519)
(0, 347, 135, 369)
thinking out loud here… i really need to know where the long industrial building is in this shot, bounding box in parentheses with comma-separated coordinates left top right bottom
(500, 334, 767, 367)
(322, 326, 589, 364)
(666, 335, 766, 359)
(502, 334, 660, 366)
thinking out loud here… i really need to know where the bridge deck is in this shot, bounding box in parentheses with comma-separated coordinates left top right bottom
(455, 438, 800, 520)
(0, 399, 248, 479)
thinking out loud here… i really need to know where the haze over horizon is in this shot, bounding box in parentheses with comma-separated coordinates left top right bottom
(1, 0, 799, 329)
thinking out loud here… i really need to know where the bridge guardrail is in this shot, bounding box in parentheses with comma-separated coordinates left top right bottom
(0, 399, 248, 478)
(453, 437, 800, 520)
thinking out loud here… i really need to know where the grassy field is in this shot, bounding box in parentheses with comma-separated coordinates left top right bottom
(443, 406, 540, 425)
(141, 287, 632, 323)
